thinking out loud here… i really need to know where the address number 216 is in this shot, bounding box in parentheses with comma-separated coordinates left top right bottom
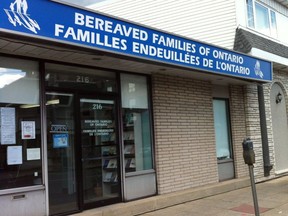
(92, 104, 102, 110)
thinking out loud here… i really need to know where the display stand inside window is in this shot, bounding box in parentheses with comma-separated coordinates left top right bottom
(82, 131, 120, 201)
(101, 142, 119, 195)
(123, 111, 135, 172)
(123, 109, 150, 173)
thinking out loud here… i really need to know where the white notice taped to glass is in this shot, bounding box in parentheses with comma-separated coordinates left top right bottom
(7, 146, 23, 165)
(0, 107, 16, 145)
(27, 148, 41, 160)
(21, 121, 36, 140)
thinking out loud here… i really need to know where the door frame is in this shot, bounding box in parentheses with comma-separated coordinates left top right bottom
(46, 91, 122, 215)
(76, 93, 122, 210)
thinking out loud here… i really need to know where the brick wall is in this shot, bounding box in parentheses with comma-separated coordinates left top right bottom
(151, 73, 254, 194)
(229, 85, 248, 178)
(151, 73, 218, 194)
(262, 81, 275, 180)
(243, 84, 264, 178)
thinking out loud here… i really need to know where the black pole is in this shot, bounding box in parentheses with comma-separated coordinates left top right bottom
(257, 84, 273, 176)
(249, 165, 260, 216)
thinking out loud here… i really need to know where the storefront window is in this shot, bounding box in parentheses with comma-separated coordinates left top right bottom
(121, 74, 153, 173)
(213, 99, 232, 160)
(0, 57, 42, 189)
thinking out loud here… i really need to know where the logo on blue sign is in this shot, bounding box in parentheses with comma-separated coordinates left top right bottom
(4, 0, 40, 33)
(254, 60, 264, 79)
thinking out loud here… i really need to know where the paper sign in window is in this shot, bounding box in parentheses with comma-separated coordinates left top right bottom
(7, 146, 23, 165)
(0, 107, 16, 145)
(21, 121, 36, 140)
(27, 148, 41, 160)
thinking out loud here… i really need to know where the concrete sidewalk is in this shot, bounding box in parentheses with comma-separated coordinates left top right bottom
(73, 175, 288, 216)
(140, 175, 288, 216)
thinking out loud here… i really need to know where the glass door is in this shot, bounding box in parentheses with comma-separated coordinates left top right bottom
(46, 92, 78, 215)
(80, 96, 121, 207)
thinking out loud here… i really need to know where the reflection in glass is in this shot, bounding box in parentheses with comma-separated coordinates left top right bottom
(0, 68, 26, 88)
(255, 2, 270, 35)
(0, 58, 39, 105)
(270, 11, 277, 38)
(246, 0, 255, 28)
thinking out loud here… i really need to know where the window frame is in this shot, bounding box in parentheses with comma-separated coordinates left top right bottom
(0, 56, 44, 194)
(246, 0, 278, 38)
(212, 98, 233, 162)
(120, 73, 155, 176)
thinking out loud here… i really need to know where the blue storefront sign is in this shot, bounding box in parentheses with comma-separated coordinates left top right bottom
(0, 0, 272, 82)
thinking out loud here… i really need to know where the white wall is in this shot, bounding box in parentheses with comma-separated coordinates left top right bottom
(92, 0, 238, 49)
(91, 0, 288, 48)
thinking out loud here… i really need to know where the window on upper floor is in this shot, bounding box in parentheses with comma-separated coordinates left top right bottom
(246, 0, 277, 38)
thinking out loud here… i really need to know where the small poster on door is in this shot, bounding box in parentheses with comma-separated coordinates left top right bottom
(53, 133, 69, 148)
(21, 121, 36, 140)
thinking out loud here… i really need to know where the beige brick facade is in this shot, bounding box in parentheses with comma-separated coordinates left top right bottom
(243, 84, 264, 178)
(229, 85, 248, 178)
(243, 80, 278, 181)
(151, 73, 249, 194)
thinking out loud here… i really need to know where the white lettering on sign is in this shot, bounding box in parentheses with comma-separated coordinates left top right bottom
(212, 50, 244, 64)
(216, 61, 250, 75)
(133, 42, 200, 65)
(52, 10, 264, 80)
(74, 12, 148, 41)
(152, 33, 197, 53)
(55, 24, 128, 50)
